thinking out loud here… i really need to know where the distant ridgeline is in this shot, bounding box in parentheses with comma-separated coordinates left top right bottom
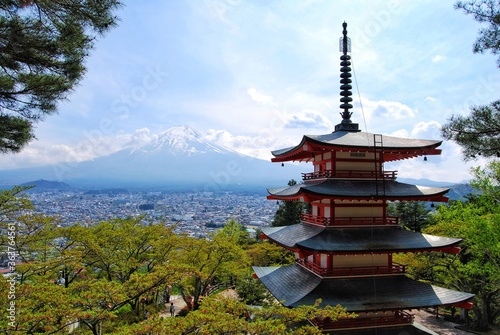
(10, 178, 475, 201)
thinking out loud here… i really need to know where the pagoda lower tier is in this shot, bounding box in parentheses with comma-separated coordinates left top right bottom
(253, 264, 474, 333)
(253, 264, 474, 310)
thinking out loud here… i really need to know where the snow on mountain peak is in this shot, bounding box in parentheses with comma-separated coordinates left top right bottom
(140, 125, 232, 155)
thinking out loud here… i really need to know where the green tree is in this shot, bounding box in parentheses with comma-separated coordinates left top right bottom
(272, 179, 305, 227)
(388, 201, 430, 232)
(441, 100, 500, 159)
(175, 228, 247, 311)
(442, 1, 500, 159)
(0, 185, 33, 216)
(455, 0, 500, 67)
(111, 295, 354, 335)
(403, 161, 500, 330)
(0, 0, 121, 153)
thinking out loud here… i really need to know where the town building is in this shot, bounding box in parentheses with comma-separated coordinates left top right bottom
(253, 22, 474, 334)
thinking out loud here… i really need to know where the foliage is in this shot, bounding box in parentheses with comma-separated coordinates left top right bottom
(0, 192, 352, 334)
(0, 185, 33, 217)
(0, 0, 121, 153)
(388, 201, 430, 232)
(455, 0, 500, 67)
(245, 240, 295, 267)
(442, 100, 500, 160)
(111, 296, 354, 335)
(442, 1, 500, 159)
(175, 224, 248, 311)
(272, 179, 306, 227)
(400, 161, 500, 330)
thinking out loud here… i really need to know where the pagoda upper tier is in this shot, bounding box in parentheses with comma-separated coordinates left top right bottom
(271, 130, 442, 163)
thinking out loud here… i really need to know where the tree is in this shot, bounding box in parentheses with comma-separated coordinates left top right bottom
(441, 1, 500, 159)
(0, 185, 33, 216)
(272, 179, 305, 227)
(175, 227, 247, 311)
(455, 0, 500, 67)
(0, 0, 121, 153)
(441, 100, 500, 159)
(388, 201, 430, 232)
(400, 161, 500, 330)
(111, 295, 354, 335)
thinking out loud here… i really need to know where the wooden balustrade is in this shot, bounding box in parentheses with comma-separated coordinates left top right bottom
(296, 259, 406, 277)
(312, 311, 414, 330)
(301, 170, 397, 181)
(300, 214, 399, 227)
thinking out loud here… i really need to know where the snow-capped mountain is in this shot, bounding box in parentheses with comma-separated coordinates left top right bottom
(137, 125, 238, 156)
(0, 126, 302, 191)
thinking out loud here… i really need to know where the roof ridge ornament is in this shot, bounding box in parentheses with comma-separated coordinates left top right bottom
(335, 22, 360, 132)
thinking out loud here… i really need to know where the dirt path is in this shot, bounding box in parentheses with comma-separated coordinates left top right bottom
(158, 295, 187, 318)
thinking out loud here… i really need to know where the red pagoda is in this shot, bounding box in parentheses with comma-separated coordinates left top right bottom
(253, 22, 474, 335)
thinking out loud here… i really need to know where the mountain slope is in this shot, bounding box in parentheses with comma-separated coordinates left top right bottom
(0, 126, 303, 190)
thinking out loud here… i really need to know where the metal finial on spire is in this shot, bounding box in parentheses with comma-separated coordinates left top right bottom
(339, 22, 353, 122)
(340, 21, 351, 55)
(334, 22, 360, 132)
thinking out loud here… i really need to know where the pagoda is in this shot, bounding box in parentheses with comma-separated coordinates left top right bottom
(253, 22, 474, 334)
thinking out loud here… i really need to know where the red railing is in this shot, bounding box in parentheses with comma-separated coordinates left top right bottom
(300, 214, 399, 227)
(302, 170, 397, 181)
(312, 311, 414, 331)
(296, 259, 406, 277)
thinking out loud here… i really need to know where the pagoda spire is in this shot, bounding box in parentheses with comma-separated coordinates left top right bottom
(335, 22, 360, 132)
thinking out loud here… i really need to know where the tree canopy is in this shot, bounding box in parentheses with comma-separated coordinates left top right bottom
(455, 0, 500, 68)
(0, 0, 121, 153)
(272, 179, 306, 227)
(441, 1, 500, 159)
(1, 189, 351, 334)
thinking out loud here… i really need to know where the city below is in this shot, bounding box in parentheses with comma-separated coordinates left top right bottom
(27, 188, 278, 238)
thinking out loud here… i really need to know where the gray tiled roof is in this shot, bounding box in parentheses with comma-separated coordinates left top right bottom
(253, 264, 474, 311)
(272, 131, 442, 156)
(261, 224, 461, 252)
(267, 180, 449, 199)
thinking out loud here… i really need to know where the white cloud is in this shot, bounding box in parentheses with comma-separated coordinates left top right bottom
(284, 109, 332, 129)
(432, 55, 444, 63)
(356, 97, 416, 123)
(247, 88, 277, 106)
(425, 96, 436, 102)
(204, 128, 296, 160)
(410, 121, 442, 138)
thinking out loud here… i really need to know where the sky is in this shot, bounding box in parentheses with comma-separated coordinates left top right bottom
(1, 0, 499, 183)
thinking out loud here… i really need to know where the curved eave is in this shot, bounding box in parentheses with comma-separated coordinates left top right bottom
(267, 180, 450, 203)
(271, 133, 443, 163)
(253, 265, 474, 311)
(261, 225, 462, 253)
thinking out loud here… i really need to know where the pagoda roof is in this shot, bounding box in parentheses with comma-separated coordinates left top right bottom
(271, 130, 442, 163)
(267, 180, 449, 202)
(253, 264, 474, 311)
(261, 224, 461, 253)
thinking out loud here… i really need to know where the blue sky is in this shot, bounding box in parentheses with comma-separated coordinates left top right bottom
(2, 0, 499, 183)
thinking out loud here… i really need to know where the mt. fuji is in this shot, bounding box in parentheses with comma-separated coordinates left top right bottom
(0, 126, 302, 191)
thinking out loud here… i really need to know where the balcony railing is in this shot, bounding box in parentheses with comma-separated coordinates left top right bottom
(312, 311, 414, 331)
(296, 259, 407, 277)
(300, 214, 399, 227)
(301, 170, 397, 181)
